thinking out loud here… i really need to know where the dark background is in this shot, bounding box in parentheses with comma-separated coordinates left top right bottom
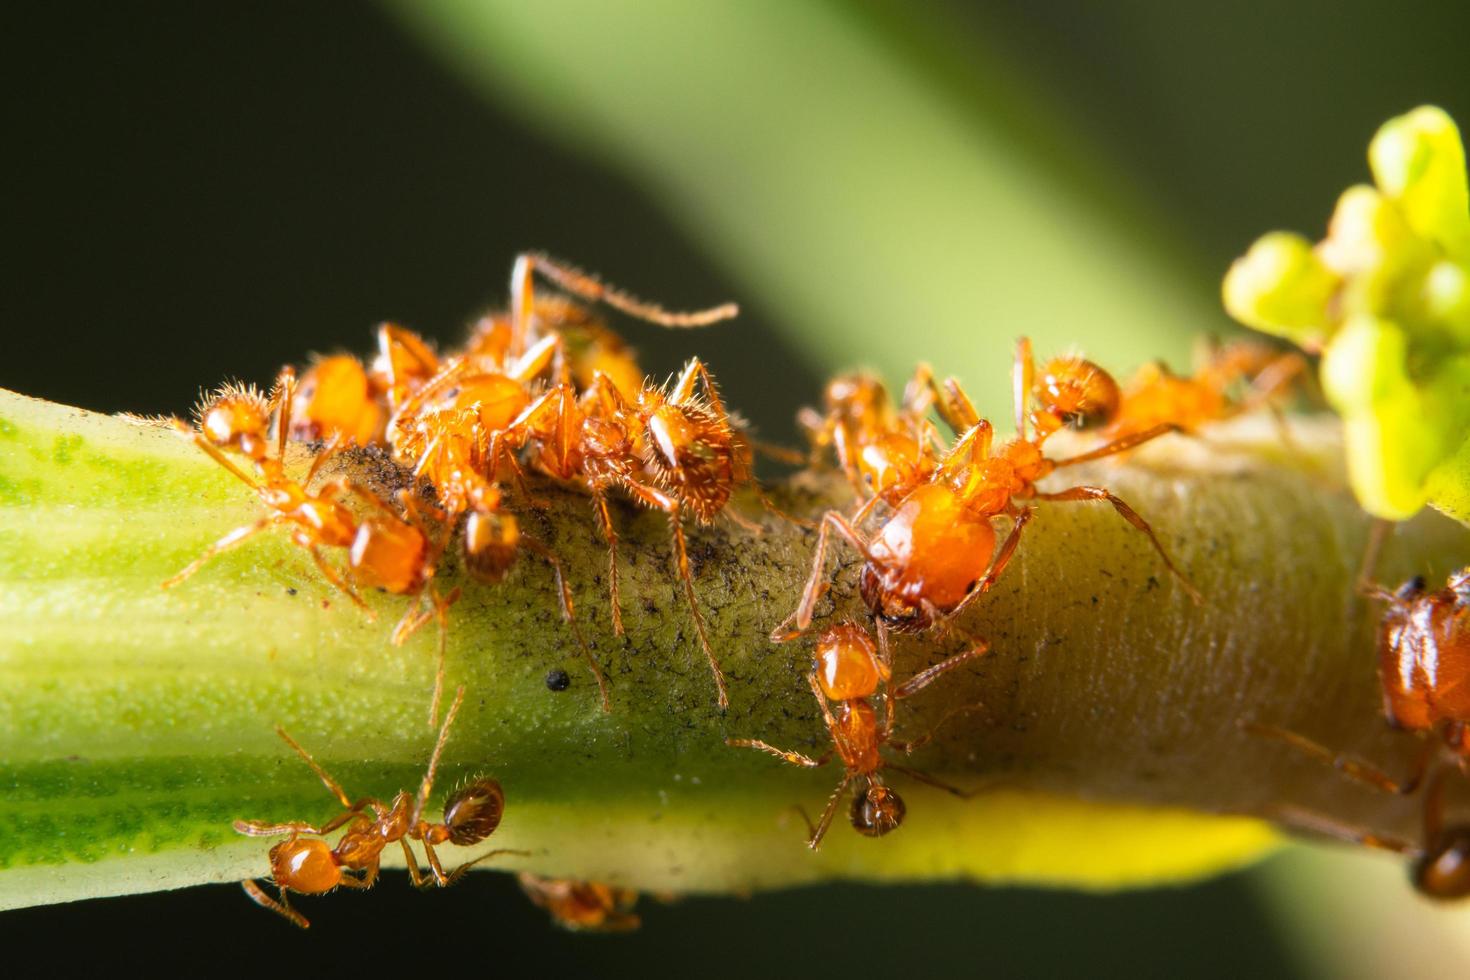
(5, 3, 1469, 975)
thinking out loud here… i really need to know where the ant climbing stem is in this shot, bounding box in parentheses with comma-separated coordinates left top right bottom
(235, 687, 524, 928)
(728, 622, 983, 850)
(1247, 567, 1470, 900)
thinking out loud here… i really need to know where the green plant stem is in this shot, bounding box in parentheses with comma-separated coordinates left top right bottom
(1, 389, 1464, 911)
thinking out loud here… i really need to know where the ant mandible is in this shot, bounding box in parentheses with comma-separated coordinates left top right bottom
(1246, 569, 1470, 900)
(517, 874, 643, 932)
(787, 339, 1202, 649)
(728, 621, 981, 849)
(235, 687, 520, 928)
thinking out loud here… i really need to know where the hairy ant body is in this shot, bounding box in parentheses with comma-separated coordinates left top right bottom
(787, 340, 1201, 651)
(235, 688, 518, 928)
(167, 369, 461, 724)
(728, 622, 980, 849)
(517, 874, 642, 931)
(1247, 570, 1470, 900)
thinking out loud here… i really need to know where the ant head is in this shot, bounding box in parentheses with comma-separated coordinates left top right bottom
(849, 782, 906, 837)
(1033, 356, 1120, 431)
(1411, 826, 1470, 900)
(268, 837, 341, 896)
(443, 778, 505, 846)
(813, 623, 887, 701)
(196, 384, 272, 460)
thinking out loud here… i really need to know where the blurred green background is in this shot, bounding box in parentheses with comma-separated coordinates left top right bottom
(3, 2, 1468, 975)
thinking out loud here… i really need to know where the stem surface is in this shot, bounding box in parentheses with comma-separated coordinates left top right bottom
(1, 389, 1463, 910)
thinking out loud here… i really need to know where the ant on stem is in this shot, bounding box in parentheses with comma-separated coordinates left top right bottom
(728, 621, 982, 849)
(235, 687, 521, 927)
(1245, 569, 1470, 899)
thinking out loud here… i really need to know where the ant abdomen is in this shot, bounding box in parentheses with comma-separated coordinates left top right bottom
(443, 778, 505, 846)
(1412, 828, 1470, 900)
(849, 784, 906, 837)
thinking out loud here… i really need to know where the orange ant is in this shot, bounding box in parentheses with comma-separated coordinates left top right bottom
(517, 874, 643, 932)
(163, 373, 375, 614)
(727, 621, 981, 849)
(787, 339, 1202, 648)
(384, 338, 611, 709)
(585, 358, 759, 708)
(797, 370, 941, 508)
(288, 324, 443, 447)
(488, 355, 761, 707)
(235, 687, 520, 928)
(1245, 569, 1470, 900)
(1101, 338, 1309, 444)
(166, 369, 461, 725)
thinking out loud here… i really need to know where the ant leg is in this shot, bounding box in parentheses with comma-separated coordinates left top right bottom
(724, 738, 832, 769)
(1013, 338, 1036, 439)
(807, 774, 856, 850)
(1258, 804, 1418, 855)
(1240, 721, 1435, 795)
(399, 838, 432, 888)
(1422, 766, 1452, 842)
(933, 418, 995, 484)
(271, 367, 297, 461)
(889, 630, 990, 701)
(1049, 423, 1179, 468)
(436, 848, 530, 888)
(162, 516, 275, 589)
(302, 433, 346, 486)
(591, 490, 625, 637)
(240, 879, 310, 929)
(670, 513, 726, 709)
(171, 419, 264, 489)
(402, 586, 462, 729)
(724, 505, 766, 536)
(750, 439, 808, 466)
(273, 726, 358, 809)
(511, 252, 738, 350)
(233, 808, 373, 838)
(668, 357, 728, 417)
(1034, 486, 1203, 604)
(412, 686, 467, 823)
(885, 763, 975, 798)
(1355, 518, 1396, 596)
(793, 510, 873, 633)
(947, 506, 1035, 621)
(887, 701, 988, 754)
(523, 534, 611, 711)
(756, 491, 818, 531)
(621, 479, 728, 707)
(304, 543, 375, 616)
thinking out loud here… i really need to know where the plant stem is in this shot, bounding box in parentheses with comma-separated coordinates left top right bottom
(1, 389, 1463, 910)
